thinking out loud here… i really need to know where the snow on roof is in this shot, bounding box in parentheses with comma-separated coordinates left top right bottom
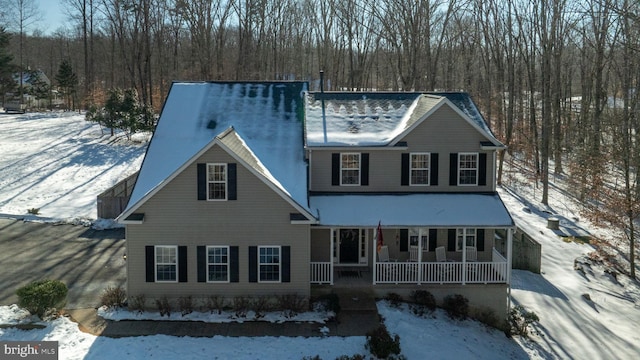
(124, 81, 310, 216)
(309, 193, 514, 227)
(304, 92, 501, 147)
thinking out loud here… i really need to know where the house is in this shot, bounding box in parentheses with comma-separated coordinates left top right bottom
(117, 81, 515, 318)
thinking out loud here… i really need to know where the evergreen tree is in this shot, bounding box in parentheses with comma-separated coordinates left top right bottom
(0, 27, 16, 99)
(55, 59, 78, 110)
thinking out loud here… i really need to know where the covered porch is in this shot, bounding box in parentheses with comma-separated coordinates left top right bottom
(308, 193, 514, 286)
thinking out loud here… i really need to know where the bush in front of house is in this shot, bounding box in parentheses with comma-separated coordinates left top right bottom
(277, 294, 308, 318)
(178, 296, 194, 316)
(128, 294, 146, 313)
(409, 290, 437, 316)
(16, 279, 68, 318)
(366, 324, 402, 359)
(508, 304, 539, 337)
(155, 296, 171, 317)
(384, 292, 403, 308)
(442, 294, 469, 320)
(100, 286, 126, 309)
(205, 295, 225, 314)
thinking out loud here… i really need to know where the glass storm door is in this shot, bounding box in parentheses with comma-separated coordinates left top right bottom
(339, 229, 360, 264)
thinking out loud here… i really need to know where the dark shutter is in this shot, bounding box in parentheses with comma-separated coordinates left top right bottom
(197, 246, 206, 282)
(248, 246, 258, 282)
(281, 246, 291, 283)
(178, 246, 188, 282)
(449, 153, 458, 186)
(430, 153, 439, 186)
(447, 229, 456, 251)
(478, 153, 487, 186)
(230, 246, 239, 283)
(361, 153, 369, 186)
(228, 163, 237, 200)
(401, 153, 409, 186)
(428, 229, 438, 251)
(331, 153, 340, 185)
(197, 163, 207, 200)
(477, 229, 485, 251)
(145, 246, 155, 282)
(400, 229, 409, 252)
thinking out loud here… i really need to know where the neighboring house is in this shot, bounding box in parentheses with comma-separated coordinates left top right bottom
(3, 70, 64, 111)
(117, 81, 515, 318)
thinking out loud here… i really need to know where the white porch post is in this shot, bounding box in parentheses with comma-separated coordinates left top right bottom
(330, 228, 334, 285)
(417, 228, 423, 284)
(462, 228, 467, 285)
(372, 229, 377, 285)
(506, 227, 513, 285)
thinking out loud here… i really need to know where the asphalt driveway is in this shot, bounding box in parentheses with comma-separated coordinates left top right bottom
(0, 218, 126, 309)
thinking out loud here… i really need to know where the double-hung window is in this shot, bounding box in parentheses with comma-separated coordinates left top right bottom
(409, 228, 429, 249)
(155, 245, 177, 282)
(410, 153, 430, 185)
(341, 153, 360, 185)
(207, 246, 229, 282)
(458, 153, 478, 185)
(207, 163, 227, 200)
(456, 228, 476, 251)
(258, 246, 281, 282)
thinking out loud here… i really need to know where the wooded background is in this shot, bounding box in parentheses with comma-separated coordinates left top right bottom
(0, 0, 638, 277)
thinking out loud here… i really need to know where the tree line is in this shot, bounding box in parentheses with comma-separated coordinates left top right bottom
(0, 0, 638, 278)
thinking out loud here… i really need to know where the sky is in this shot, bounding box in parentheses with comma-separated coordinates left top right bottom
(35, 0, 67, 35)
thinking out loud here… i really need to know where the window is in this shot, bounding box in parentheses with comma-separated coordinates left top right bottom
(409, 228, 429, 249)
(458, 153, 478, 185)
(410, 153, 430, 185)
(155, 246, 177, 282)
(207, 163, 227, 200)
(456, 228, 476, 251)
(258, 246, 281, 282)
(207, 246, 229, 282)
(341, 153, 360, 185)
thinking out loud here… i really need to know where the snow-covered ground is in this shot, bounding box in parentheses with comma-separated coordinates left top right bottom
(1, 113, 639, 359)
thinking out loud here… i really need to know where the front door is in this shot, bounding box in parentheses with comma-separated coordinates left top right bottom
(339, 229, 359, 264)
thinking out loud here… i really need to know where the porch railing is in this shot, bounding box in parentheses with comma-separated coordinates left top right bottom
(374, 260, 508, 284)
(310, 262, 332, 284)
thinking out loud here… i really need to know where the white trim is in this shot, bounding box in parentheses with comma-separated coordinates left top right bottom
(409, 152, 430, 186)
(457, 152, 479, 186)
(206, 245, 230, 283)
(206, 163, 228, 201)
(258, 245, 281, 283)
(340, 153, 361, 186)
(155, 245, 178, 283)
(455, 228, 477, 252)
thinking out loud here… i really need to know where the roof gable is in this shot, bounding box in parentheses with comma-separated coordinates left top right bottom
(118, 81, 311, 222)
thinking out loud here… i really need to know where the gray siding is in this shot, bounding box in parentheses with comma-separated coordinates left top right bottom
(309, 105, 496, 193)
(127, 145, 310, 301)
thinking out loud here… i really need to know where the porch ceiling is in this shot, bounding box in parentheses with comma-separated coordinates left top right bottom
(309, 193, 514, 228)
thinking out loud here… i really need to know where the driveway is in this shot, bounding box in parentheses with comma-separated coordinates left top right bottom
(0, 218, 126, 309)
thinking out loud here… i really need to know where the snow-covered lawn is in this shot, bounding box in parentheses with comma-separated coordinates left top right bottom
(1, 113, 638, 359)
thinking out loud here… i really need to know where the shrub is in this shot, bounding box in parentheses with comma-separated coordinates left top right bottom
(410, 290, 436, 310)
(366, 324, 401, 359)
(27, 208, 40, 215)
(385, 292, 403, 308)
(178, 296, 194, 316)
(233, 296, 250, 318)
(129, 294, 146, 313)
(155, 296, 171, 317)
(312, 293, 341, 314)
(508, 305, 539, 337)
(442, 294, 469, 320)
(205, 295, 225, 314)
(16, 280, 68, 318)
(250, 296, 271, 318)
(277, 294, 308, 318)
(100, 286, 126, 309)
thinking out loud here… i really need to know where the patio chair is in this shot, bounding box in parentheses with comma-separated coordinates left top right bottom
(465, 246, 477, 262)
(378, 245, 396, 262)
(409, 245, 419, 262)
(435, 246, 447, 262)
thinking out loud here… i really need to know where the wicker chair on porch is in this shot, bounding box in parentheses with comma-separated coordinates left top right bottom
(409, 245, 419, 262)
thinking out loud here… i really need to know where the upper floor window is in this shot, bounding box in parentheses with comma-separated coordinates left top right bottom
(341, 153, 360, 185)
(458, 153, 478, 186)
(207, 246, 229, 282)
(410, 153, 430, 186)
(207, 163, 227, 200)
(456, 228, 476, 251)
(155, 245, 177, 282)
